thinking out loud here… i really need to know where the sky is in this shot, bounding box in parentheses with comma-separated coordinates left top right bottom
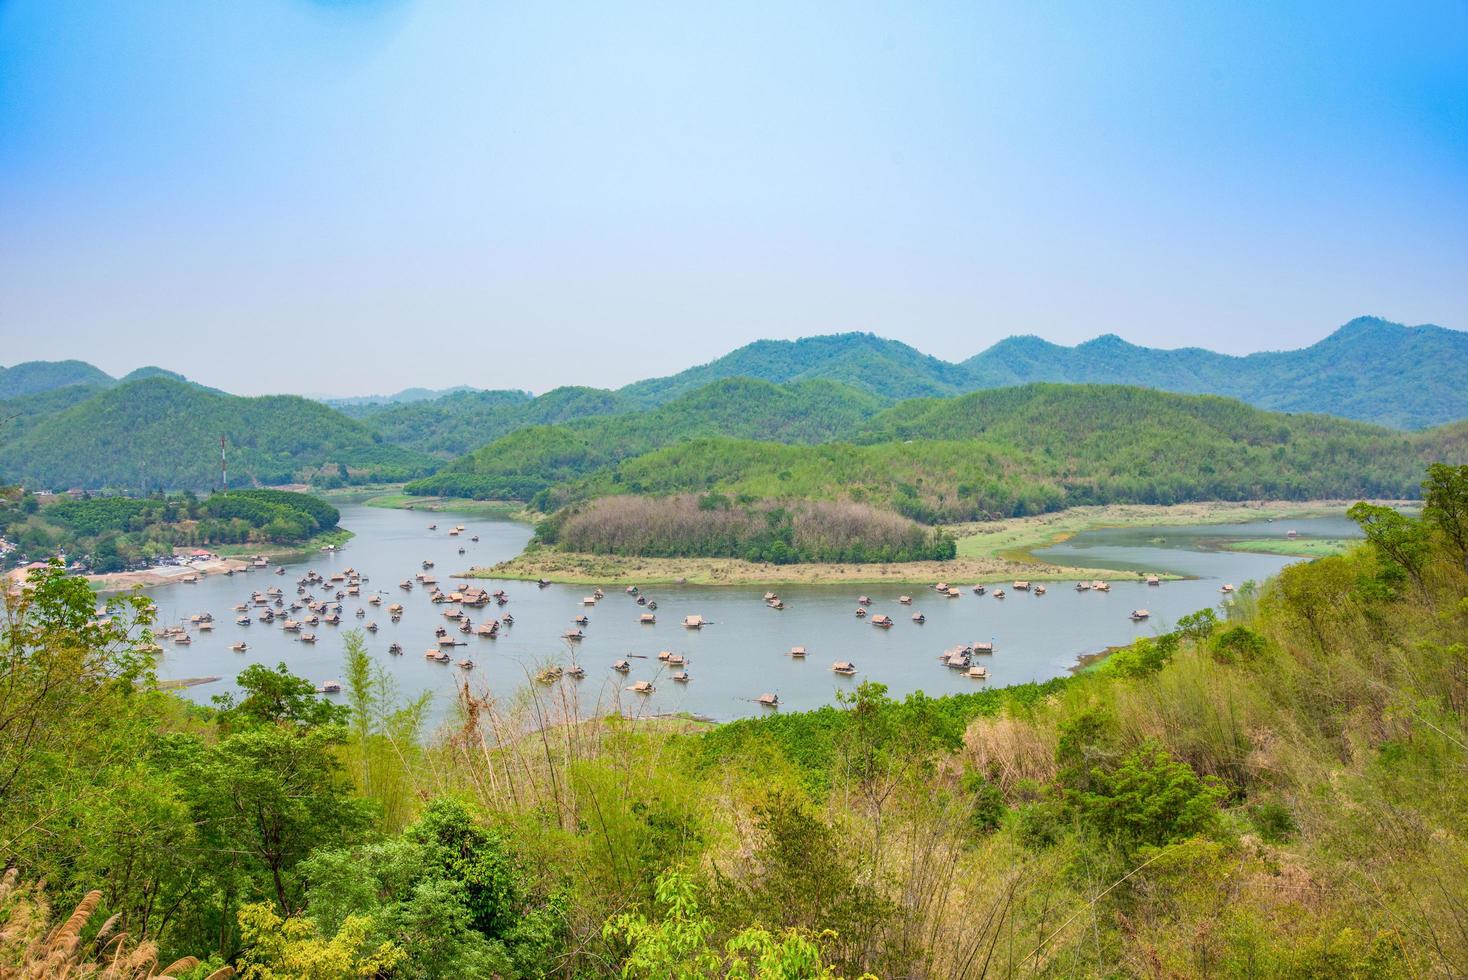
(1, 1, 1466, 397)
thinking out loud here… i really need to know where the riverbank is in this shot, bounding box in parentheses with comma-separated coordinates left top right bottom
(88, 528, 354, 592)
(468, 499, 1366, 586)
(364, 491, 534, 520)
(1219, 537, 1352, 558)
(951, 499, 1366, 564)
(466, 543, 1136, 587)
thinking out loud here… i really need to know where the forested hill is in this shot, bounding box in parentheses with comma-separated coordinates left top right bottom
(0, 359, 211, 398)
(353, 386, 638, 456)
(0, 360, 113, 398)
(406, 377, 888, 501)
(962, 317, 1467, 429)
(616, 333, 976, 406)
(604, 317, 1467, 428)
(511, 384, 1463, 521)
(0, 378, 435, 492)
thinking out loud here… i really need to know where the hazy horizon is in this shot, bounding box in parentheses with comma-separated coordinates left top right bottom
(3, 2, 1466, 396)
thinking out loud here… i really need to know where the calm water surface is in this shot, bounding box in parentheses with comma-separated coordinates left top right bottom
(146, 506, 1357, 725)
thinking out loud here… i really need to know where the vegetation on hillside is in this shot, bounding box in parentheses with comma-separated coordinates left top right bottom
(406, 378, 887, 502)
(1, 464, 1465, 976)
(0, 488, 341, 572)
(0, 378, 436, 492)
(546, 385, 1459, 523)
(538, 493, 956, 563)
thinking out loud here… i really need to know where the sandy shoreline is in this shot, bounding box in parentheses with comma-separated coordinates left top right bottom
(464, 499, 1368, 587)
(88, 557, 252, 592)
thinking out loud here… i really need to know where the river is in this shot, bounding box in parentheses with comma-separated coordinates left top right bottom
(145, 505, 1356, 726)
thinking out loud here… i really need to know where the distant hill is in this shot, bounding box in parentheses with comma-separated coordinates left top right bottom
(325, 385, 481, 411)
(616, 333, 975, 406)
(962, 317, 1468, 429)
(0, 360, 112, 399)
(0, 378, 436, 491)
(407, 377, 888, 502)
(531, 384, 1462, 522)
(609, 318, 1466, 429)
(357, 386, 638, 456)
(0, 360, 216, 398)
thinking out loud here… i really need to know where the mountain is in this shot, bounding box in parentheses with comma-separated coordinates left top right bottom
(407, 377, 888, 502)
(962, 317, 1467, 429)
(604, 318, 1466, 429)
(615, 333, 974, 406)
(0, 377, 436, 491)
(325, 385, 481, 411)
(357, 386, 638, 456)
(0, 360, 113, 399)
(545, 384, 1461, 522)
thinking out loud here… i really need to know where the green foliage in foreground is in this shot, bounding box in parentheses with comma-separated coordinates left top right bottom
(3, 466, 1467, 977)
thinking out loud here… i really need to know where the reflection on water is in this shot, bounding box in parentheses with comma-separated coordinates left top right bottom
(146, 507, 1355, 725)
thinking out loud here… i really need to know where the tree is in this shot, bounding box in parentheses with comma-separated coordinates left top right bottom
(213, 662, 349, 731)
(1423, 463, 1468, 569)
(235, 902, 404, 980)
(1347, 502, 1431, 590)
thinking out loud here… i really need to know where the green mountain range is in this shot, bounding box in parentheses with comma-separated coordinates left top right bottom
(614, 317, 1468, 428)
(0, 378, 435, 491)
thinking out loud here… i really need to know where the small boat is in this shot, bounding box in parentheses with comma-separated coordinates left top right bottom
(612, 659, 631, 673)
(646, 601, 657, 611)
(1034, 585, 1047, 595)
(768, 598, 784, 610)
(574, 614, 590, 626)
(365, 621, 378, 633)
(636, 595, 647, 606)
(628, 585, 641, 595)
(831, 661, 857, 676)
(855, 607, 867, 618)
(388, 643, 403, 655)
(318, 680, 341, 693)
(757, 692, 780, 707)
(857, 595, 872, 605)
(231, 642, 247, 653)
(566, 665, 586, 679)
(428, 524, 437, 530)
(1220, 583, 1235, 593)
(972, 584, 986, 595)
(235, 616, 251, 626)
(471, 535, 479, 542)
(1130, 609, 1151, 621)
(898, 595, 913, 604)
(275, 567, 286, 576)
(993, 589, 1006, 600)
(1075, 582, 1090, 592)
(789, 645, 807, 658)
(628, 680, 654, 694)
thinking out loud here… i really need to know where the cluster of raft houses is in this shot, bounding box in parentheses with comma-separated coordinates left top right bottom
(138, 518, 1237, 704)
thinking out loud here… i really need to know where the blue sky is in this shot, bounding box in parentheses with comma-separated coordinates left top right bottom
(1, 1, 1465, 396)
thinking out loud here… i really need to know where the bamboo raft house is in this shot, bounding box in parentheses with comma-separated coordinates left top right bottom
(1034, 585, 1047, 595)
(612, 659, 631, 673)
(870, 614, 894, 628)
(574, 614, 590, 625)
(972, 641, 994, 654)
(682, 614, 705, 629)
(993, 589, 1006, 599)
(1145, 574, 1160, 586)
(457, 658, 474, 670)
(299, 632, 317, 644)
(565, 665, 586, 679)
(854, 606, 867, 618)
(898, 595, 912, 604)
(639, 613, 657, 624)
(911, 612, 925, 623)
(1130, 609, 1151, 621)
(757, 692, 780, 707)
(318, 680, 341, 693)
(831, 661, 857, 676)
(967, 664, 988, 679)
(231, 642, 247, 653)
(628, 680, 654, 694)
(857, 595, 872, 605)
(1013, 580, 1031, 591)
(789, 645, 807, 658)
(672, 670, 690, 683)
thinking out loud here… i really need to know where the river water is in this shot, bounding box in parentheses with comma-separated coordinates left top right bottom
(145, 505, 1356, 725)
